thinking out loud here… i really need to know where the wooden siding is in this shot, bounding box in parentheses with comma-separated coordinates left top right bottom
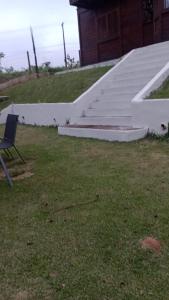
(78, 9, 98, 65)
(162, 10, 169, 40)
(74, 0, 169, 66)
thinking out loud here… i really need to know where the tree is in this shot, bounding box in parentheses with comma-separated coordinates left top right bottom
(0, 52, 5, 72)
(66, 54, 79, 69)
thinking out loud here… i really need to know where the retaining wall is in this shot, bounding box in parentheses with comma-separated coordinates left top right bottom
(0, 103, 74, 126)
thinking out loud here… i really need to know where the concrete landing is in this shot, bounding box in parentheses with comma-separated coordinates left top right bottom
(58, 125, 147, 142)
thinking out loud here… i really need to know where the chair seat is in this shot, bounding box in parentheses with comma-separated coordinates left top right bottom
(0, 141, 12, 149)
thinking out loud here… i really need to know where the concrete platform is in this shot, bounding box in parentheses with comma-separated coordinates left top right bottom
(58, 125, 148, 142)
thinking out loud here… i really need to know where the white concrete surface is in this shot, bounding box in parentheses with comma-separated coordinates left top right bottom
(0, 105, 13, 124)
(132, 99, 169, 134)
(0, 103, 73, 126)
(61, 41, 169, 141)
(58, 126, 147, 142)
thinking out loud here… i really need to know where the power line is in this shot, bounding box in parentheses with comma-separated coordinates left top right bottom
(0, 21, 77, 34)
(3, 46, 79, 59)
(2, 42, 79, 55)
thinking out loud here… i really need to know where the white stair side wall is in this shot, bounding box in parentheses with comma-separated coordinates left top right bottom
(132, 62, 169, 103)
(0, 105, 13, 124)
(0, 103, 74, 126)
(132, 100, 169, 135)
(132, 60, 169, 134)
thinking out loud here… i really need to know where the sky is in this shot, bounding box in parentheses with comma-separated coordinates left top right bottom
(0, 0, 80, 70)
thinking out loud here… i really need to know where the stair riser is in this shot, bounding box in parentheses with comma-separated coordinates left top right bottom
(110, 68, 163, 83)
(100, 86, 143, 95)
(104, 73, 157, 85)
(95, 94, 133, 102)
(134, 42, 169, 56)
(88, 102, 131, 110)
(114, 62, 167, 77)
(122, 52, 169, 67)
(100, 83, 146, 92)
(86, 110, 132, 117)
(71, 116, 133, 126)
(58, 127, 147, 142)
(111, 59, 167, 75)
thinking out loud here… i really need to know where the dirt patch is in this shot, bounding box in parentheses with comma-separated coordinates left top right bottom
(13, 171, 34, 181)
(150, 152, 169, 160)
(0, 159, 34, 181)
(15, 291, 29, 300)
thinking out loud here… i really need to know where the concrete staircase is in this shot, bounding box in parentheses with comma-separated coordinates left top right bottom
(58, 41, 169, 142)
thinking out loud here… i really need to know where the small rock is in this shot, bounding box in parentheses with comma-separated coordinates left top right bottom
(140, 237, 161, 254)
(27, 241, 33, 246)
(49, 219, 54, 223)
(49, 272, 59, 279)
(120, 281, 125, 287)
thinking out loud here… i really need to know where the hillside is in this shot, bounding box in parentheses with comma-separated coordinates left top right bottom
(0, 67, 111, 110)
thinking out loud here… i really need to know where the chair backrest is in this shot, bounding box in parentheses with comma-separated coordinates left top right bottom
(3, 114, 19, 144)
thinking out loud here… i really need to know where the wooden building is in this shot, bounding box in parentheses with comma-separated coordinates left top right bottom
(70, 0, 169, 66)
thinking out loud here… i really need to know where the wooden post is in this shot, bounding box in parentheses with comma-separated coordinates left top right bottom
(30, 26, 39, 78)
(61, 22, 67, 68)
(26, 51, 31, 73)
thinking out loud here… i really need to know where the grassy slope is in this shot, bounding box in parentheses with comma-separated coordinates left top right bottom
(0, 126, 169, 299)
(0, 72, 25, 84)
(149, 77, 169, 98)
(0, 67, 111, 110)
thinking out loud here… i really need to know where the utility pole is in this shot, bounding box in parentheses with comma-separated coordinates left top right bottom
(30, 26, 39, 78)
(61, 22, 67, 68)
(26, 51, 31, 73)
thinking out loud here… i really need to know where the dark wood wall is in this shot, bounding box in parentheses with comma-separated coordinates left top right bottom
(77, 0, 169, 66)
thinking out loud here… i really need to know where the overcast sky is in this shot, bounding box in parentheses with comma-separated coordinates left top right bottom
(0, 0, 79, 70)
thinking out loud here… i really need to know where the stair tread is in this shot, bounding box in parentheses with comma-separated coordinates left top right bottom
(64, 124, 142, 131)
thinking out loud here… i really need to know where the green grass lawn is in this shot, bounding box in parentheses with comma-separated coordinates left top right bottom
(149, 76, 169, 98)
(1, 126, 169, 299)
(0, 67, 111, 111)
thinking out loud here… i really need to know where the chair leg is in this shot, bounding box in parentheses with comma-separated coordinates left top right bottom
(4, 149, 14, 159)
(13, 145, 25, 163)
(0, 155, 13, 187)
(4, 149, 10, 158)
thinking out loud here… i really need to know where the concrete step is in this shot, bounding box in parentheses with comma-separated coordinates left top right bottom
(105, 72, 158, 85)
(100, 85, 143, 95)
(101, 81, 147, 91)
(71, 116, 133, 126)
(88, 101, 131, 110)
(111, 56, 168, 75)
(134, 41, 169, 56)
(94, 93, 133, 103)
(122, 54, 169, 68)
(86, 108, 132, 117)
(116, 61, 167, 75)
(127, 48, 169, 63)
(111, 64, 166, 80)
(58, 125, 148, 142)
